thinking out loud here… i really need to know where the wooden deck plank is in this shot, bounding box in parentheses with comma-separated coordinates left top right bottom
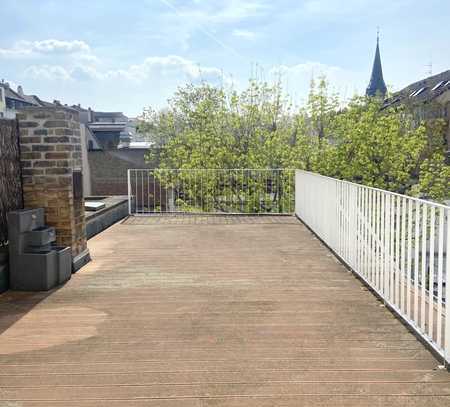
(0, 215, 449, 405)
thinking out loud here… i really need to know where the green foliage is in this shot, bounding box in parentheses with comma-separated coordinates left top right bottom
(139, 78, 449, 203)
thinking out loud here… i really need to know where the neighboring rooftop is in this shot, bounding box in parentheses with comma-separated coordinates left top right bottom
(0, 81, 53, 107)
(384, 70, 450, 108)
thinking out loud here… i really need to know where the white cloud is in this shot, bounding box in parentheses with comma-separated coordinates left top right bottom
(23, 55, 232, 85)
(27, 39, 90, 54)
(232, 29, 258, 40)
(24, 65, 72, 81)
(0, 39, 90, 58)
(112, 55, 222, 81)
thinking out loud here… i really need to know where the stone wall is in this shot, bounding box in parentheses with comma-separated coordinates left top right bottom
(17, 107, 89, 270)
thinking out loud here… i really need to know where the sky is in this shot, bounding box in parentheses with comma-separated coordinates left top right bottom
(1, 0, 449, 117)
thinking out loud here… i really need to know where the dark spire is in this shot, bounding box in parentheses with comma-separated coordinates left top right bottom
(366, 30, 387, 97)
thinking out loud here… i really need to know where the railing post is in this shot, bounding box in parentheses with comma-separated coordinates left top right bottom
(127, 169, 132, 215)
(445, 208, 450, 365)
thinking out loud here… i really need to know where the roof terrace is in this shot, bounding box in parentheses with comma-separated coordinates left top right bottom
(0, 169, 449, 406)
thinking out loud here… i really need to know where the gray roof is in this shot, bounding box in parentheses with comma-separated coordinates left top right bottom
(21, 94, 54, 107)
(384, 70, 450, 108)
(0, 83, 29, 103)
(0, 83, 55, 107)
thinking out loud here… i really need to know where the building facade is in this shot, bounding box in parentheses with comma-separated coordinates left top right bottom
(383, 70, 450, 155)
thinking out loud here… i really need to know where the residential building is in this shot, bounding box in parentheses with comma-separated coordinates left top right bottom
(72, 105, 128, 150)
(0, 82, 37, 118)
(384, 70, 450, 155)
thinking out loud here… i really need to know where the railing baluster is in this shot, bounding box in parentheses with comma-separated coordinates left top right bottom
(395, 196, 401, 308)
(406, 199, 413, 320)
(436, 207, 444, 348)
(421, 204, 427, 332)
(445, 207, 450, 361)
(428, 207, 435, 340)
(401, 197, 407, 314)
(414, 201, 420, 324)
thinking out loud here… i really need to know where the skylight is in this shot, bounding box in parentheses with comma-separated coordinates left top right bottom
(432, 81, 445, 91)
(411, 87, 427, 97)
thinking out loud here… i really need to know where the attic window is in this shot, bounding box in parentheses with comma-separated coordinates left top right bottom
(411, 87, 426, 97)
(432, 81, 445, 91)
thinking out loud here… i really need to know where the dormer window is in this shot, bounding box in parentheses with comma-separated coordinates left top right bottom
(432, 81, 445, 91)
(410, 87, 427, 97)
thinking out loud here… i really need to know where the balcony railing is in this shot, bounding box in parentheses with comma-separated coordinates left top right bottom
(128, 169, 295, 215)
(295, 170, 450, 363)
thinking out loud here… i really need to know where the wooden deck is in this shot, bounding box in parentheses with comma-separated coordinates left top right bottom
(1, 215, 449, 406)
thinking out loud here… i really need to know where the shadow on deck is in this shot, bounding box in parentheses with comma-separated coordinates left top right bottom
(0, 215, 449, 406)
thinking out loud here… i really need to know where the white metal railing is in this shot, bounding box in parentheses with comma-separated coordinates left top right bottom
(128, 169, 295, 215)
(295, 170, 450, 363)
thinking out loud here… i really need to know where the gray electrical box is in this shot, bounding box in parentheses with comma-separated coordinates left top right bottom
(7, 208, 72, 291)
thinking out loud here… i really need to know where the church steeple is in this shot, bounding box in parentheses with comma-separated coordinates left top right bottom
(366, 30, 387, 97)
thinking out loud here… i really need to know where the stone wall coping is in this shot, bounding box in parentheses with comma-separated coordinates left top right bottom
(18, 106, 80, 115)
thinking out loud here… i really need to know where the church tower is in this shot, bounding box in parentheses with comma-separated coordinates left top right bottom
(366, 31, 387, 97)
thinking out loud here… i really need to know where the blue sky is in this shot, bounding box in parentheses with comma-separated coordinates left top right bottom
(1, 0, 449, 116)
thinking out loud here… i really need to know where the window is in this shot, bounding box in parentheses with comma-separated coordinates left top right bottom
(432, 81, 445, 91)
(411, 87, 427, 97)
(88, 140, 94, 151)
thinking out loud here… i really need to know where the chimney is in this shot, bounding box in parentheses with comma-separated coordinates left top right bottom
(17, 85, 24, 96)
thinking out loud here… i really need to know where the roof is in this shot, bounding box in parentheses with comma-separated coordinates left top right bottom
(366, 38, 387, 97)
(0, 83, 55, 108)
(88, 123, 127, 132)
(123, 141, 153, 149)
(21, 94, 54, 107)
(384, 70, 450, 108)
(0, 83, 30, 103)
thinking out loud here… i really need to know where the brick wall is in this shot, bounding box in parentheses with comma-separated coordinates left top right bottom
(88, 149, 157, 196)
(17, 107, 89, 267)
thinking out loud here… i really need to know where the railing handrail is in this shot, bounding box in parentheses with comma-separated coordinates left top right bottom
(129, 168, 296, 171)
(297, 170, 450, 210)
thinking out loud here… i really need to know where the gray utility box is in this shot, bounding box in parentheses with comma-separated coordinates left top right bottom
(7, 208, 72, 291)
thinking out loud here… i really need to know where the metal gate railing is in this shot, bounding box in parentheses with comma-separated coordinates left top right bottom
(128, 169, 295, 215)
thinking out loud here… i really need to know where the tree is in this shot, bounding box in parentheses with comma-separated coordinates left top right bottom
(138, 78, 449, 205)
